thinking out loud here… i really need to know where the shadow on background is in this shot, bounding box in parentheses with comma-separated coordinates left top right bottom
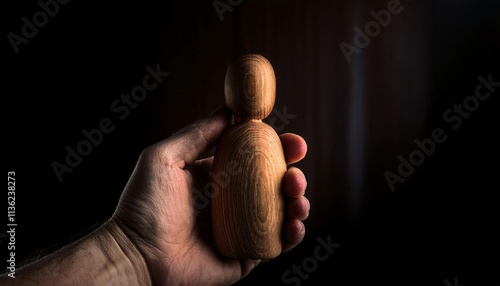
(2, 0, 499, 285)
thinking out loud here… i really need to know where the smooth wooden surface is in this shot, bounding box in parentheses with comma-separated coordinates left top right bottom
(211, 54, 287, 259)
(211, 122, 286, 259)
(224, 54, 276, 120)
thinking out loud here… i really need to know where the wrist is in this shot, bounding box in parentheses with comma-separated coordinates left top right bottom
(97, 220, 152, 286)
(0, 220, 151, 285)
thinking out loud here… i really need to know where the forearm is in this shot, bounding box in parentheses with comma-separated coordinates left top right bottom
(0, 221, 151, 286)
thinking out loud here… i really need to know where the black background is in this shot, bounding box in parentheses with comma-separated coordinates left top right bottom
(2, 0, 500, 285)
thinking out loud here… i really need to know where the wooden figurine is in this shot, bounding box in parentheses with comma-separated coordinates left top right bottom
(211, 54, 287, 259)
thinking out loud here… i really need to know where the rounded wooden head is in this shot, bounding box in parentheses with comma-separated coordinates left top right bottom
(224, 54, 276, 120)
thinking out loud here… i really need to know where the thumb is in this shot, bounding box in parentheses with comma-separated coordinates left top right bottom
(152, 105, 231, 168)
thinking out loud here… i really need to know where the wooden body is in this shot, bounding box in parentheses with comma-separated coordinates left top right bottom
(211, 54, 285, 259)
(211, 120, 286, 259)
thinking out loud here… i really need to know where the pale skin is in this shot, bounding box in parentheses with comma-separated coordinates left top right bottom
(0, 106, 309, 285)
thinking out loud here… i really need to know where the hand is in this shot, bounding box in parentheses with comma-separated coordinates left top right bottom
(111, 105, 309, 285)
(0, 106, 308, 286)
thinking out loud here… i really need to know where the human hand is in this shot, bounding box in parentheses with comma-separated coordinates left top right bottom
(110, 105, 309, 285)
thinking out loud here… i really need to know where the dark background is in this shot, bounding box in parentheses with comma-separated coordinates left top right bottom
(2, 0, 499, 285)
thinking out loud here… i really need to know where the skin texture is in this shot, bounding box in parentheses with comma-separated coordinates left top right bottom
(0, 106, 309, 285)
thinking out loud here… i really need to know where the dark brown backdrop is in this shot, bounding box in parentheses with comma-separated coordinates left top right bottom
(3, 0, 499, 285)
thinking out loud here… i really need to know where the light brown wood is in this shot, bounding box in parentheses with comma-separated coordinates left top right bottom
(211, 54, 287, 259)
(224, 54, 276, 120)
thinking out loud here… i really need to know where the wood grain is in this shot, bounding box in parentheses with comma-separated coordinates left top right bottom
(224, 54, 276, 120)
(211, 122, 286, 259)
(211, 54, 287, 259)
